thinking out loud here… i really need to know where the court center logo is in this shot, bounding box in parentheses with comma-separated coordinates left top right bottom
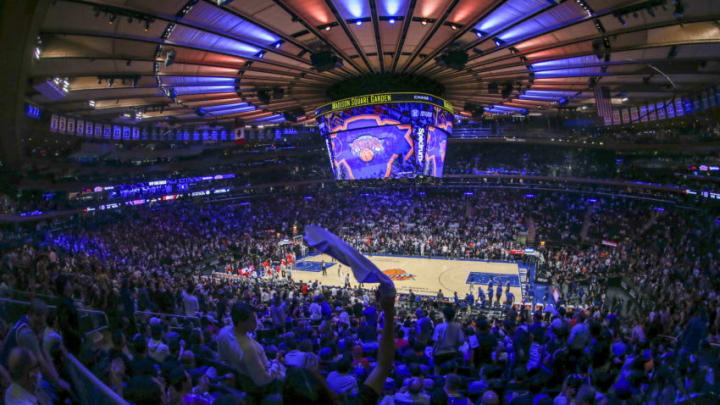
(383, 268, 415, 281)
(351, 135, 384, 162)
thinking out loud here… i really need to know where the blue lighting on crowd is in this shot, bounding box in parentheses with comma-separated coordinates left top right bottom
(525, 194, 535, 198)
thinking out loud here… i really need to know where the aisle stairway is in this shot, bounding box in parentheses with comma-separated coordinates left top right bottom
(580, 204, 594, 242)
(526, 216, 537, 245)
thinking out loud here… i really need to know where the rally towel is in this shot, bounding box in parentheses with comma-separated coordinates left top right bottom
(304, 225, 395, 297)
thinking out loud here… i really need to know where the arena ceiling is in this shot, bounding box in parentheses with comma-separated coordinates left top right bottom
(30, 0, 720, 126)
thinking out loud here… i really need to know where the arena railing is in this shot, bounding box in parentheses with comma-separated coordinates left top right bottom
(65, 352, 130, 405)
(134, 310, 201, 327)
(0, 297, 109, 335)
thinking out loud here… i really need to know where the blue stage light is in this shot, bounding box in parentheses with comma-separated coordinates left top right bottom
(389, 17, 396, 24)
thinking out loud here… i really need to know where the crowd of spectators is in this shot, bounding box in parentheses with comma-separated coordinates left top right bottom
(0, 187, 719, 404)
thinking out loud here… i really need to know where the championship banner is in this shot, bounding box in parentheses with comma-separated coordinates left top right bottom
(66, 117, 75, 134)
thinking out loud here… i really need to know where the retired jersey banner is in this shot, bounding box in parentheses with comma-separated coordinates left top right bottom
(58, 116, 66, 133)
(50, 114, 59, 132)
(76, 119, 84, 136)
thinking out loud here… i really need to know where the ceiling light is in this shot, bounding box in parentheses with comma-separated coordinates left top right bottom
(256, 50, 265, 59)
(389, 17, 396, 24)
(421, 19, 428, 26)
(621, 97, 629, 102)
(355, 19, 363, 26)
(325, 25, 331, 31)
(88, 100, 96, 107)
(274, 40, 283, 49)
(450, 24, 457, 30)
(34, 47, 41, 59)
(494, 38, 504, 47)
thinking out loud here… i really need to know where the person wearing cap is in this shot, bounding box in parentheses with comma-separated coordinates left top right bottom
(217, 301, 281, 388)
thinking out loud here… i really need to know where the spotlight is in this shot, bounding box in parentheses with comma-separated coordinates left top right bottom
(389, 17, 396, 24)
(274, 40, 283, 49)
(256, 50, 265, 58)
(474, 30, 484, 38)
(355, 19, 362, 26)
(88, 100, 96, 107)
(450, 24, 457, 30)
(494, 38, 504, 47)
(325, 25, 331, 31)
(421, 19, 428, 26)
(34, 47, 41, 59)
(621, 96, 629, 102)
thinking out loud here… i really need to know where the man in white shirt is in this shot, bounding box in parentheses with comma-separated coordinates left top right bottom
(326, 356, 358, 396)
(217, 302, 282, 388)
(182, 285, 199, 316)
(309, 297, 322, 322)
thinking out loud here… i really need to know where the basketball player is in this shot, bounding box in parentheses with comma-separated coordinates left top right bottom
(337, 264, 342, 278)
(321, 261, 327, 277)
(487, 286, 493, 306)
(496, 284, 503, 306)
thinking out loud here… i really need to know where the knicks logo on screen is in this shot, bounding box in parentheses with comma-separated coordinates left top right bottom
(351, 135, 384, 162)
(383, 269, 415, 281)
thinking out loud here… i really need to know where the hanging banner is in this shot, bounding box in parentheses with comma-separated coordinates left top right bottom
(50, 114, 59, 132)
(58, 116, 66, 133)
(66, 117, 75, 134)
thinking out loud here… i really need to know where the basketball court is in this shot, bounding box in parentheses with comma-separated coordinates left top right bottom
(293, 253, 526, 301)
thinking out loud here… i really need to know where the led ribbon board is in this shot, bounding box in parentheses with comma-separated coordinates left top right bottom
(315, 92, 454, 116)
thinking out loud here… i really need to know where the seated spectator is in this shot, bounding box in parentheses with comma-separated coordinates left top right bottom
(217, 302, 282, 388)
(4, 347, 49, 405)
(326, 355, 358, 396)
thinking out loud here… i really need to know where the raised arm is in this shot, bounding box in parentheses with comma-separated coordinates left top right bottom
(363, 292, 395, 395)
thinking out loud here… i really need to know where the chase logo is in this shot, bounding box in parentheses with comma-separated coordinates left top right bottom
(351, 135, 384, 162)
(383, 269, 415, 281)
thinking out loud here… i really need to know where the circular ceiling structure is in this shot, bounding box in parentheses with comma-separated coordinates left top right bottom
(30, 0, 720, 126)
